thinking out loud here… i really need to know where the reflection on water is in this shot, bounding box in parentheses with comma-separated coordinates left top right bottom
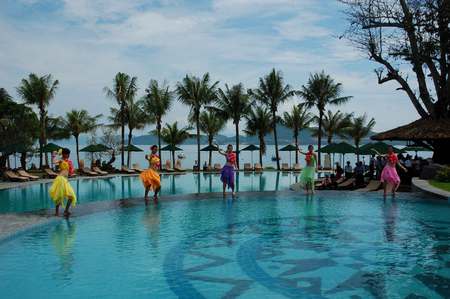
(142, 205, 161, 250)
(51, 220, 77, 284)
(0, 172, 301, 213)
(382, 199, 398, 242)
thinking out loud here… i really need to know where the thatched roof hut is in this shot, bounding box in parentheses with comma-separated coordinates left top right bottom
(371, 118, 450, 141)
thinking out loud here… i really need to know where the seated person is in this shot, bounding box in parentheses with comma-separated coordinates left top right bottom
(317, 174, 332, 189)
(335, 163, 343, 179)
(344, 161, 353, 179)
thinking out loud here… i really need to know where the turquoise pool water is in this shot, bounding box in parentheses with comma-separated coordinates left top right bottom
(0, 172, 299, 213)
(0, 192, 449, 298)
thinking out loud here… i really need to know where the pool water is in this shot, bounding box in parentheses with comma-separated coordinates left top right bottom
(0, 192, 449, 298)
(0, 172, 299, 213)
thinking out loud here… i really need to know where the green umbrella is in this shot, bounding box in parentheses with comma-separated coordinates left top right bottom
(280, 144, 298, 167)
(80, 144, 111, 152)
(200, 145, 219, 151)
(319, 142, 356, 154)
(241, 144, 260, 165)
(359, 142, 404, 155)
(161, 145, 183, 151)
(122, 144, 143, 152)
(42, 142, 62, 153)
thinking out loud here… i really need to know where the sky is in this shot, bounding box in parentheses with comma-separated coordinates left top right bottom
(0, 0, 420, 136)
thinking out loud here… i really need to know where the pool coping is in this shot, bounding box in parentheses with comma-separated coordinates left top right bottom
(412, 177, 450, 200)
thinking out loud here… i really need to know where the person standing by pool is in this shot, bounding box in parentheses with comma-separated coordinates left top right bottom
(376, 146, 407, 197)
(298, 145, 318, 194)
(49, 148, 77, 217)
(217, 144, 237, 198)
(140, 145, 161, 204)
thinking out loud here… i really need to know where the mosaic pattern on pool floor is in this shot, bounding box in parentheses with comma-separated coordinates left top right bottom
(165, 215, 450, 298)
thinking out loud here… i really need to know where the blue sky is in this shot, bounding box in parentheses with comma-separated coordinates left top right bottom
(0, 0, 419, 136)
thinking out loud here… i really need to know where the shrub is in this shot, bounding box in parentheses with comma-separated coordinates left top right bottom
(435, 167, 450, 182)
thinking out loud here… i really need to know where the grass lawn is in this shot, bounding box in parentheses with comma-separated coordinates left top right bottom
(429, 180, 450, 192)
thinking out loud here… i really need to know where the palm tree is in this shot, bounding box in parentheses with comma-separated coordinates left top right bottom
(125, 98, 147, 167)
(199, 111, 226, 166)
(211, 83, 252, 168)
(62, 110, 102, 168)
(17, 73, 59, 167)
(345, 114, 376, 161)
(176, 73, 219, 168)
(282, 104, 313, 164)
(104, 72, 138, 166)
(299, 71, 352, 166)
(248, 69, 295, 170)
(244, 107, 273, 166)
(159, 122, 192, 168)
(142, 80, 173, 166)
(311, 110, 352, 144)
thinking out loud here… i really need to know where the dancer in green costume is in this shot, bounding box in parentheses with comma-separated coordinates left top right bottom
(298, 145, 318, 194)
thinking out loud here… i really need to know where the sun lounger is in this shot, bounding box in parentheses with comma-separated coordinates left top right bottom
(337, 178, 355, 189)
(163, 160, 173, 172)
(4, 170, 29, 182)
(213, 163, 222, 171)
(281, 163, 290, 171)
(16, 169, 39, 180)
(121, 166, 136, 174)
(254, 163, 263, 172)
(92, 166, 108, 175)
(356, 180, 382, 192)
(293, 163, 301, 171)
(131, 163, 143, 173)
(43, 168, 58, 179)
(174, 160, 185, 172)
(244, 163, 253, 171)
(81, 167, 100, 176)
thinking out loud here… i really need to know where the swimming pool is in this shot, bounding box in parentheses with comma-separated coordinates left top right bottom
(0, 172, 299, 213)
(0, 192, 449, 298)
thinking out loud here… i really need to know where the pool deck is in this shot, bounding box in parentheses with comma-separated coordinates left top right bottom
(412, 177, 450, 200)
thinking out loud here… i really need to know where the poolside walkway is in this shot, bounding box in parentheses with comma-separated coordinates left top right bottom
(412, 178, 450, 200)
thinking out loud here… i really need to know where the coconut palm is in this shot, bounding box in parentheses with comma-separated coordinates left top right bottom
(199, 111, 226, 166)
(244, 107, 273, 166)
(125, 98, 147, 166)
(345, 114, 376, 161)
(299, 71, 352, 166)
(17, 74, 59, 167)
(282, 104, 313, 164)
(248, 69, 295, 170)
(176, 73, 219, 168)
(62, 110, 102, 168)
(104, 72, 138, 166)
(210, 83, 252, 169)
(311, 110, 352, 144)
(159, 122, 192, 168)
(142, 80, 173, 166)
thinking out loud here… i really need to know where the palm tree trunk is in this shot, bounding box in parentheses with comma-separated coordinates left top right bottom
(157, 121, 162, 170)
(20, 152, 26, 169)
(235, 122, 240, 169)
(259, 136, 263, 166)
(196, 116, 201, 169)
(120, 122, 125, 166)
(356, 143, 360, 162)
(208, 137, 213, 166)
(172, 150, 175, 168)
(317, 111, 323, 167)
(294, 131, 299, 164)
(39, 108, 45, 168)
(272, 111, 280, 170)
(127, 129, 133, 167)
(75, 135, 80, 169)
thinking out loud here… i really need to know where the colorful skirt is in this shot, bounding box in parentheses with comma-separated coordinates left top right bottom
(221, 165, 235, 189)
(140, 168, 161, 191)
(380, 165, 400, 185)
(49, 175, 77, 207)
(299, 166, 315, 188)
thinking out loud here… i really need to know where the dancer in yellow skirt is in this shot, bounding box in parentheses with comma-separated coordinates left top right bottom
(140, 145, 161, 205)
(49, 148, 77, 217)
